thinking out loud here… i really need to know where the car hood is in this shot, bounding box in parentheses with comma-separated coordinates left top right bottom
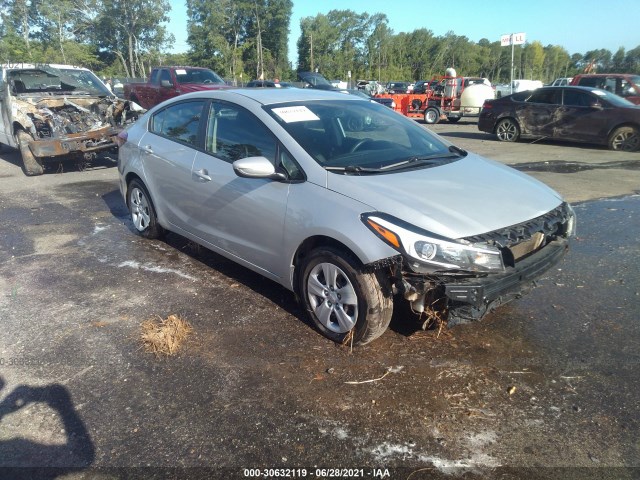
(178, 84, 232, 93)
(326, 153, 563, 239)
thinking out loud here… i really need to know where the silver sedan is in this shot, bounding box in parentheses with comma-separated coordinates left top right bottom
(118, 88, 575, 345)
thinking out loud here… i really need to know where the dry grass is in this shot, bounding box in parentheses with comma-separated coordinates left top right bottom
(140, 314, 193, 357)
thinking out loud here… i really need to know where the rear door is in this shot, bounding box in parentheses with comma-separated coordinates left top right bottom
(139, 99, 206, 226)
(518, 89, 562, 137)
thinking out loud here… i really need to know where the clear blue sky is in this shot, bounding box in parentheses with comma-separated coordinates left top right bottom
(168, 0, 640, 63)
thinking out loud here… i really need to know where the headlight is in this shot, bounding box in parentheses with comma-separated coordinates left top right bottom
(362, 213, 505, 273)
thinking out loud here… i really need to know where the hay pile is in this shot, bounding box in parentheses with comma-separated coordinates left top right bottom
(140, 314, 193, 356)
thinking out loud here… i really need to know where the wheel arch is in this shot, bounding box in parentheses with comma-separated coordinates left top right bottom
(291, 236, 363, 298)
(607, 121, 640, 138)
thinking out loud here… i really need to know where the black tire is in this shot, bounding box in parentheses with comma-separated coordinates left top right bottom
(298, 247, 393, 345)
(447, 117, 461, 123)
(608, 126, 640, 152)
(127, 179, 163, 239)
(424, 107, 440, 125)
(17, 130, 44, 176)
(495, 118, 520, 142)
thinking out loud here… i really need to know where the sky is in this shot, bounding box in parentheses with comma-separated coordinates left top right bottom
(167, 0, 640, 65)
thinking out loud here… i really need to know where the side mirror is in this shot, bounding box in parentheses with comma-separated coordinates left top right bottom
(160, 79, 172, 88)
(233, 156, 286, 181)
(590, 102, 603, 110)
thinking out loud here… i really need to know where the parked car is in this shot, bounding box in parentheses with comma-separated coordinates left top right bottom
(386, 81, 410, 94)
(0, 63, 142, 176)
(412, 80, 431, 94)
(123, 66, 229, 109)
(570, 74, 640, 104)
(495, 79, 543, 98)
(478, 86, 640, 151)
(246, 80, 288, 88)
(118, 88, 575, 345)
(549, 77, 573, 87)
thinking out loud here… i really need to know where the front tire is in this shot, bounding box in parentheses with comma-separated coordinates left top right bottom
(17, 130, 44, 176)
(127, 179, 162, 239)
(424, 107, 440, 125)
(608, 126, 640, 152)
(495, 118, 520, 142)
(299, 247, 393, 345)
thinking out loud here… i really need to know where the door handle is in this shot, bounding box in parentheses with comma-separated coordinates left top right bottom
(141, 145, 153, 154)
(193, 169, 212, 182)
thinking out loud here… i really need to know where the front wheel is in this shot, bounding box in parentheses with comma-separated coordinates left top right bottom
(17, 130, 44, 176)
(299, 247, 393, 345)
(608, 126, 640, 152)
(495, 118, 520, 142)
(127, 179, 163, 239)
(424, 107, 440, 124)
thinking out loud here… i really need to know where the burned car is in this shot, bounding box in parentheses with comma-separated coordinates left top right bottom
(118, 88, 576, 345)
(0, 63, 143, 175)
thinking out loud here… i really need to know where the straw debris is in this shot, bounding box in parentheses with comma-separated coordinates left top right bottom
(140, 314, 193, 356)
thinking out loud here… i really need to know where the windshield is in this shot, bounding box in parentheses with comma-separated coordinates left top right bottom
(266, 99, 454, 171)
(8, 66, 112, 96)
(175, 68, 225, 85)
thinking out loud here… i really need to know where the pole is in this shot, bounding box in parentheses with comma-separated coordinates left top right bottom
(510, 34, 514, 95)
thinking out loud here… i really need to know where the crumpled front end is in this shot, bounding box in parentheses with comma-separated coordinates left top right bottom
(365, 202, 576, 326)
(15, 96, 141, 159)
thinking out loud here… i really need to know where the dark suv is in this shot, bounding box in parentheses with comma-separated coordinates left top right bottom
(570, 74, 640, 104)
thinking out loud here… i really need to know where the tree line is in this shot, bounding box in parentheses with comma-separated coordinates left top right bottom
(1, 1, 639, 83)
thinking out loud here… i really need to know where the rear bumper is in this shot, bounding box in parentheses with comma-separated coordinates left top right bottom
(443, 238, 569, 307)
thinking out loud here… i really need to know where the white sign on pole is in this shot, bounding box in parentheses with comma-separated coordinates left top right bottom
(500, 34, 512, 47)
(512, 32, 526, 45)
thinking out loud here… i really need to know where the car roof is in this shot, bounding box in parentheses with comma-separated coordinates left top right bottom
(180, 87, 365, 106)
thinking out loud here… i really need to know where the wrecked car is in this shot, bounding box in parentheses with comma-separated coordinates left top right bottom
(479, 86, 640, 152)
(118, 88, 576, 345)
(0, 63, 144, 176)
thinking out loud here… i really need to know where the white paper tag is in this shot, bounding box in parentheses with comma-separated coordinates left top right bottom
(272, 106, 319, 123)
(175, 69, 187, 75)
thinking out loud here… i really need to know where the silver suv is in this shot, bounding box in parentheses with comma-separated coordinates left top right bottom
(118, 88, 576, 345)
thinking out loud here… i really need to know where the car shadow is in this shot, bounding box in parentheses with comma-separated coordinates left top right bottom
(0, 377, 95, 479)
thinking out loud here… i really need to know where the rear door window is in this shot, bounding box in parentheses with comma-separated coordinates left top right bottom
(527, 89, 561, 105)
(150, 100, 206, 146)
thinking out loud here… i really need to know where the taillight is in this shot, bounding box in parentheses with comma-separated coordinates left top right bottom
(482, 101, 493, 109)
(116, 130, 128, 147)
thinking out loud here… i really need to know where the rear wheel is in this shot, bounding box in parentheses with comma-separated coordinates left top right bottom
(424, 108, 440, 125)
(495, 118, 520, 142)
(299, 247, 393, 345)
(608, 126, 640, 152)
(16, 130, 44, 176)
(127, 179, 163, 239)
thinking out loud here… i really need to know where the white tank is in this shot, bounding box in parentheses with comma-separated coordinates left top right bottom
(460, 83, 495, 108)
(445, 67, 456, 77)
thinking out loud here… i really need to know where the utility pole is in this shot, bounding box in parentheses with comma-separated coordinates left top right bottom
(310, 32, 314, 72)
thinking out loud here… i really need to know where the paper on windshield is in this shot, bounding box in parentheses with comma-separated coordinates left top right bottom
(175, 69, 187, 75)
(272, 106, 319, 123)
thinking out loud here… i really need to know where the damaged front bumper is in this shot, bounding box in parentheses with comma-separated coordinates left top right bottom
(28, 125, 119, 158)
(441, 238, 568, 308)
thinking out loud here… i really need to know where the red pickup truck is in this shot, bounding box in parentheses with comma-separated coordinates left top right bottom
(124, 66, 230, 109)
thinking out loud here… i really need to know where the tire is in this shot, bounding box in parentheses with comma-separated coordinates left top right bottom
(127, 179, 163, 239)
(17, 130, 44, 176)
(495, 118, 520, 142)
(299, 247, 393, 345)
(447, 117, 461, 123)
(424, 107, 440, 125)
(608, 126, 640, 152)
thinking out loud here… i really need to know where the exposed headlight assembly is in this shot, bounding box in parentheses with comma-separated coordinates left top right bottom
(362, 213, 505, 273)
